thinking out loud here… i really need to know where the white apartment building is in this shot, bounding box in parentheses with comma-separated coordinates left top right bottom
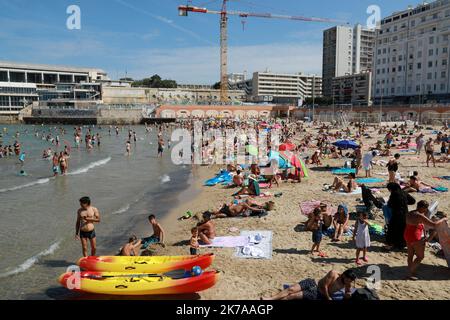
(249, 71, 322, 104)
(372, 0, 450, 104)
(323, 24, 375, 98)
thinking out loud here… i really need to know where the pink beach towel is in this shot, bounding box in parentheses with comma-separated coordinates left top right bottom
(300, 201, 335, 216)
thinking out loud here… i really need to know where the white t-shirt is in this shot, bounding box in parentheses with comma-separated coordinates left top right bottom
(362, 152, 374, 167)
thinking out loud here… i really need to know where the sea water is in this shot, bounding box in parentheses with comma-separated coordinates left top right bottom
(0, 124, 192, 299)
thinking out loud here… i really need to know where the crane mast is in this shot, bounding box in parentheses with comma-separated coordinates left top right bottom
(220, 0, 229, 103)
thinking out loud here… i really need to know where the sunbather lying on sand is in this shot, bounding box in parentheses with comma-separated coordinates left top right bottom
(261, 269, 357, 300)
(210, 200, 268, 219)
(330, 173, 357, 193)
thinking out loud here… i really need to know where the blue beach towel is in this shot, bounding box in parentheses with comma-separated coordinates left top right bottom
(331, 168, 356, 175)
(356, 178, 384, 184)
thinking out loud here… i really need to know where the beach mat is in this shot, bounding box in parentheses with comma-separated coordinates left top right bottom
(200, 236, 249, 248)
(235, 230, 273, 260)
(436, 222, 450, 268)
(356, 178, 385, 184)
(299, 201, 335, 216)
(337, 187, 362, 195)
(331, 168, 356, 175)
(434, 176, 450, 181)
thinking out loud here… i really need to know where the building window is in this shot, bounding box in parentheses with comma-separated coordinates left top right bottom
(429, 37, 434, 45)
(443, 59, 448, 66)
(417, 63, 422, 69)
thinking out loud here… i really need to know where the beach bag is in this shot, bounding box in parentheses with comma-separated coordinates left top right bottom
(344, 161, 352, 168)
(351, 287, 380, 301)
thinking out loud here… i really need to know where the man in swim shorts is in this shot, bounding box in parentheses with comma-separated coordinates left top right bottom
(75, 197, 101, 257)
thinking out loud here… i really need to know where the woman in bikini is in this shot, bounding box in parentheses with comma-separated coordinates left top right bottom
(59, 152, 68, 175)
(404, 200, 446, 280)
(331, 173, 357, 193)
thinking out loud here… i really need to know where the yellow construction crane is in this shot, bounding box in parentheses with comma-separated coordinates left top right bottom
(178, 0, 346, 103)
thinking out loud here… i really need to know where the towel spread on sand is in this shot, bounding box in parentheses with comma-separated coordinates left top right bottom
(235, 230, 273, 260)
(331, 168, 356, 175)
(200, 236, 249, 248)
(299, 201, 336, 216)
(356, 178, 385, 184)
(337, 187, 362, 195)
(434, 176, 450, 181)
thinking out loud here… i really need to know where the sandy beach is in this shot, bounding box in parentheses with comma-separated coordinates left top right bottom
(155, 124, 450, 300)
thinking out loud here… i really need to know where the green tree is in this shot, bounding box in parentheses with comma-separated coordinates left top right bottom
(212, 81, 221, 90)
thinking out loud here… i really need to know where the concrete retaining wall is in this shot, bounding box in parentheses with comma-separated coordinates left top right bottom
(97, 108, 144, 125)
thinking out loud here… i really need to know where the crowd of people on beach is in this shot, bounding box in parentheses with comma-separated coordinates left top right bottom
(2, 116, 449, 300)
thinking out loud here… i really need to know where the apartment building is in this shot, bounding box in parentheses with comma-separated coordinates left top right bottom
(372, 0, 450, 104)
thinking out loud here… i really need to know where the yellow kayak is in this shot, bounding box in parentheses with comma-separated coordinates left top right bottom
(59, 270, 220, 295)
(78, 253, 214, 273)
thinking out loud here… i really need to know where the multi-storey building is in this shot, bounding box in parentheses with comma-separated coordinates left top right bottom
(323, 24, 375, 98)
(246, 71, 322, 104)
(331, 71, 372, 106)
(372, 0, 450, 104)
(0, 61, 108, 115)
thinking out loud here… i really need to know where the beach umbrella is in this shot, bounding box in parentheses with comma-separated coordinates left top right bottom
(279, 143, 296, 152)
(332, 140, 360, 150)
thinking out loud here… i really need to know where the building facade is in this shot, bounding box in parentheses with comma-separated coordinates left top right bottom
(372, 0, 450, 105)
(331, 71, 372, 106)
(0, 61, 108, 115)
(246, 71, 322, 104)
(323, 25, 375, 98)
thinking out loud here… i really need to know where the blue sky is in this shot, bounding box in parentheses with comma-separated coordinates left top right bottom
(0, 0, 417, 84)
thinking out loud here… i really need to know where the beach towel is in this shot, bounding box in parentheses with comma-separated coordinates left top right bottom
(435, 222, 450, 268)
(204, 171, 232, 186)
(299, 201, 336, 216)
(331, 168, 356, 175)
(200, 236, 249, 248)
(325, 227, 353, 238)
(434, 176, 450, 181)
(356, 178, 385, 184)
(368, 223, 385, 236)
(235, 231, 273, 260)
(337, 187, 362, 195)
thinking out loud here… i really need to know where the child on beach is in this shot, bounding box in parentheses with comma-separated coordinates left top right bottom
(141, 215, 165, 250)
(119, 235, 142, 256)
(352, 212, 371, 265)
(189, 227, 200, 255)
(308, 208, 326, 257)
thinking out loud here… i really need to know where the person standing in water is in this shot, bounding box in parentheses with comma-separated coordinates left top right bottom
(52, 152, 59, 176)
(157, 136, 164, 157)
(59, 152, 68, 175)
(126, 141, 131, 156)
(75, 197, 101, 257)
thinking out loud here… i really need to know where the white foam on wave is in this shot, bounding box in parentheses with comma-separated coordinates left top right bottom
(0, 240, 61, 279)
(160, 174, 171, 184)
(68, 157, 111, 175)
(0, 178, 51, 194)
(112, 204, 130, 215)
